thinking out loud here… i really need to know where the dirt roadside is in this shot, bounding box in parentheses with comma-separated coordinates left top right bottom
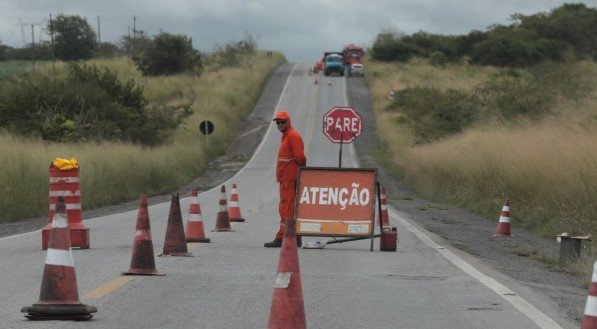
(1, 63, 586, 325)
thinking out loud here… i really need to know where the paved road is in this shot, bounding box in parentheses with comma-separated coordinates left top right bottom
(0, 63, 577, 328)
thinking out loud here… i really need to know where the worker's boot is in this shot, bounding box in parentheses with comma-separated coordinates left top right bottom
(264, 238, 282, 248)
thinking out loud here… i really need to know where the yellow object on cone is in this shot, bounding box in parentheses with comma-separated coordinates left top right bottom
(52, 157, 79, 170)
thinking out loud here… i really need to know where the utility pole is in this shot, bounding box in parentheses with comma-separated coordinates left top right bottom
(97, 15, 101, 54)
(31, 24, 35, 71)
(133, 16, 136, 38)
(49, 13, 55, 73)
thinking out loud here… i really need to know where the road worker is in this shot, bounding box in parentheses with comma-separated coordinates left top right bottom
(264, 110, 307, 248)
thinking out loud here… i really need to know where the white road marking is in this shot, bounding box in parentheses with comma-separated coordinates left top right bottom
(389, 208, 563, 329)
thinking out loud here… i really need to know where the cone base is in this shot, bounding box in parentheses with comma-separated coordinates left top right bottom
(229, 218, 245, 222)
(22, 304, 97, 321)
(122, 270, 165, 276)
(158, 252, 194, 257)
(211, 228, 234, 232)
(185, 237, 211, 243)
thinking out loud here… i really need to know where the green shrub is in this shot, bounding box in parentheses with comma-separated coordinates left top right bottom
(429, 51, 448, 66)
(133, 32, 202, 76)
(388, 88, 480, 143)
(371, 40, 424, 62)
(0, 63, 191, 145)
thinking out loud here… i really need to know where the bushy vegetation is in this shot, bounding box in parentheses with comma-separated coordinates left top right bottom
(384, 61, 595, 143)
(0, 63, 191, 145)
(371, 3, 597, 67)
(133, 32, 202, 76)
(366, 57, 597, 244)
(0, 52, 286, 222)
(389, 88, 479, 143)
(48, 14, 98, 61)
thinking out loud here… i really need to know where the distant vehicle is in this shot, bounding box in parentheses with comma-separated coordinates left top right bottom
(324, 53, 345, 76)
(342, 44, 365, 66)
(349, 63, 364, 76)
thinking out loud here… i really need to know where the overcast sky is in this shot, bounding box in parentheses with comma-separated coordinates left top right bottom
(1, 0, 596, 62)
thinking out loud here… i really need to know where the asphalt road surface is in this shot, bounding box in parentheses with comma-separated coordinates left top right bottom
(0, 63, 579, 328)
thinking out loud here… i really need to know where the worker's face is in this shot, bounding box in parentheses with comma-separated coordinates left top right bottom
(275, 119, 288, 132)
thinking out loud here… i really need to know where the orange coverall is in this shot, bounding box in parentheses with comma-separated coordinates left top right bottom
(275, 121, 307, 240)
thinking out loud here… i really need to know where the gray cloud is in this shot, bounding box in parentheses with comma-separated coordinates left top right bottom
(1, 0, 595, 62)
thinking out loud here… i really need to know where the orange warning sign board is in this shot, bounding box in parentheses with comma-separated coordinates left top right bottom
(294, 167, 377, 236)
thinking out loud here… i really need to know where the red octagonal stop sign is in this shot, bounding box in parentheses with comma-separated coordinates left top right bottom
(323, 106, 362, 143)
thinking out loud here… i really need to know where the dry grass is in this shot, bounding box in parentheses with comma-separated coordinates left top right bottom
(0, 52, 285, 222)
(365, 58, 597, 280)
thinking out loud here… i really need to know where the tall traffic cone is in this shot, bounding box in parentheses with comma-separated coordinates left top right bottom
(582, 261, 597, 328)
(22, 196, 97, 320)
(268, 218, 306, 329)
(494, 199, 512, 237)
(212, 185, 234, 232)
(185, 189, 211, 243)
(228, 184, 245, 222)
(123, 195, 164, 275)
(159, 194, 193, 257)
(376, 187, 390, 228)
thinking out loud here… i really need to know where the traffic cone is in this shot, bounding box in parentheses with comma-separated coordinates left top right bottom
(185, 189, 211, 243)
(159, 194, 193, 257)
(582, 261, 597, 328)
(21, 196, 97, 320)
(494, 199, 512, 237)
(268, 218, 306, 329)
(212, 186, 234, 232)
(376, 187, 390, 228)
(228, 184, 245, 222)
(123, 195, 164, 275)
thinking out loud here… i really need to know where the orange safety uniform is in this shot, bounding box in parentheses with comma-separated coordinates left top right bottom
(273, 111, 306, 240)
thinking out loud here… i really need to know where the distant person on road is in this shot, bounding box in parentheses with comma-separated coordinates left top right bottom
(264, 110, 307, 248)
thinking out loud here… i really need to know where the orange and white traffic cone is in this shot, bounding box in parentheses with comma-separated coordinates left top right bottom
(212, 186, 233, 232)
(185, 189, 211, 243)
(582, 261, 597, 328)
(228, 184, 245, 223)
(494, 199, 512, 237)
(376, 187, 390, 229)
(268, 218, 306, 329)
(159, 194, 193, 257)
(123, 195, 164, 275)
(22, 196, 97, 320)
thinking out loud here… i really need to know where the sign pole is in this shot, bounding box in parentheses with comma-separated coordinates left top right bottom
(338, 133, 343, 168)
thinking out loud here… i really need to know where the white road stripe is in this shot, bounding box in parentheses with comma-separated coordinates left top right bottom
(389, 208, 562, 329)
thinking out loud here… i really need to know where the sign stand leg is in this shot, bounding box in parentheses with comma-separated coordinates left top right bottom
(338, 133, 343, 168)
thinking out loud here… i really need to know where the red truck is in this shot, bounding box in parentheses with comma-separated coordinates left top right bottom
(342, 44, 365, 65)
(342, 44, 365, 76)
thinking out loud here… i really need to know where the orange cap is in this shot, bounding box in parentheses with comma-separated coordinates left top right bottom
(273, 110, 291, 121)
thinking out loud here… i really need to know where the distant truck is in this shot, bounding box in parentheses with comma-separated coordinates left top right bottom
(342, 44, 365, 66)
(343, 44, 365, 77)
(323, 52, 345, 76)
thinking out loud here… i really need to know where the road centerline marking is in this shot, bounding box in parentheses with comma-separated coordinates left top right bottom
(83, 276, 134, 299)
